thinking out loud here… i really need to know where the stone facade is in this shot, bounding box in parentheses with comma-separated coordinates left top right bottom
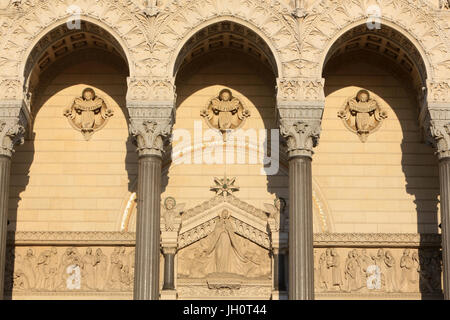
(0, 0, 449, 300)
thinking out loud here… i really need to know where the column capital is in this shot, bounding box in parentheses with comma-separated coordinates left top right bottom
(279, 118, 322, 159)
(129, 117, 173, 158)
(276, 77, 324, 159)
(430, 120, 450, 160)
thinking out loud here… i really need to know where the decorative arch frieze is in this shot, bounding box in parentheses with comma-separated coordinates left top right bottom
(301, 0, 449, 81)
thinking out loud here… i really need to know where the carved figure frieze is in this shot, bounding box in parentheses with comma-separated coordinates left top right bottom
(5, 246, 136, 293)
(338, 90, 388, 143)
(264, 197, 287, 233)
(314, 247, 442, 294)
(201, 89, 250, 140)
(63, 88, 114, 141)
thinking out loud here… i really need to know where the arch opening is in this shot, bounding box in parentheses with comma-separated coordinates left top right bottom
(323, 24, 429, 94)
(173, 20, 279, 79)
(24, 21, 129, 96)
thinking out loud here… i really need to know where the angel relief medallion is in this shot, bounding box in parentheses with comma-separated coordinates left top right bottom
(201, 89, 250, 140)
(338, 90, 388, 142)
(64, 88, 114, 141)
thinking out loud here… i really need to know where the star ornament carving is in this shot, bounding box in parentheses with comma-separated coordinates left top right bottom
(210, 176, 240, 196)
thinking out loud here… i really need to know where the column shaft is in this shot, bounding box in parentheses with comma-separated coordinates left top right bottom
(162, 253, 175, 290)
(0, 155, 11, 300)
(289, 156, 314, 300)
(440, 158, 450, 300)
(134, 155, 162, 300)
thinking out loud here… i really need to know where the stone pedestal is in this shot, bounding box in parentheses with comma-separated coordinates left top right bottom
(440, 158, 450, 300)
(288, 156, 314, 300)
(0, 156, 11, 300)
(134, 155, 162, 300)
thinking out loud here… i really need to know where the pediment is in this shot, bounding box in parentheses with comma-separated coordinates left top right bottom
(178, 195, 271, 250)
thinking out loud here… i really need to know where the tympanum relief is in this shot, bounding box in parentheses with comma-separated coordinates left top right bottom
(178, 209, 271, 280)
(338, 90, 388, 142)
(201, 89, 250, 141)
(63, 88, 114, 141)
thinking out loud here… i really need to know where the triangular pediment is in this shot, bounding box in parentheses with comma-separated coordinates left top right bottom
(178, 195, 271, 250)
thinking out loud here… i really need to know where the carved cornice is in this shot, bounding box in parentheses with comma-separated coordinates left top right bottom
(6, 231, 442, 248)
(314, 233, 441, 248)
(6, 231, 136, 246)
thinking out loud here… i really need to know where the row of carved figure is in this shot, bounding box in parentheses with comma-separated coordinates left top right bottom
(314, 248, 442, 294)
(5, 246, 136, 292)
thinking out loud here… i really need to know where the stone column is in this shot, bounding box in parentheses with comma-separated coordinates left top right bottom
(267, 200, 288, 299)
(0, 117, 26, 300)
(160, 197, 183, 300)
(127, 77, 175, 300)
(430, 119, 450, 299)
(277, 77, 324, 300)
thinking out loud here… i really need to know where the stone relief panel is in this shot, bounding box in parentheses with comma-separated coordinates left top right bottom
(314, 247, 442, 295)
(4, 246, 136, 294)
(178, 209, 271, 280)
(338, 90, 388, 142)
(201, 89, 250, 140)
(63, 88, 114, 141)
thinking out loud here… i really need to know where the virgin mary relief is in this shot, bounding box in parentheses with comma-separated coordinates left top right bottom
(178, 210, 270, 279)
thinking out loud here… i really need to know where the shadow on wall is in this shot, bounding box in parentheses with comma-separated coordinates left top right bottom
(4, 49, 136, 298)
(323, 51, 442, 299)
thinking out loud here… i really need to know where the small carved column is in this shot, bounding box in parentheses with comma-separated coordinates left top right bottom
(277, 78, 324, 300)
(0, 114, 26, 299)
(128, 77, 175, 300)
(160, 197, 184, 300)
(267, 198, 288, 299)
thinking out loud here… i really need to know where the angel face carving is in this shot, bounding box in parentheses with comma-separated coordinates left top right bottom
(201, 89, 250, 139)
(338, 90, 388, 142)
(64, 88, 114, 141)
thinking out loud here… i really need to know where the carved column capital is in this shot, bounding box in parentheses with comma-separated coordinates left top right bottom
(279, 119, 322, 159)
(430, 120, 450, 160)
(127, 77, 176, 158)
(277, 77, 324, 159)
(129, 118, 173, 158)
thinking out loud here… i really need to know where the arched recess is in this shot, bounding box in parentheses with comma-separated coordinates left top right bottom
(301, 0, 449, 81)
(8, 19, 138, 233)
(0, 0, 150, 81)
(318, 22, 441, 235)
(152, 0, 302, 79)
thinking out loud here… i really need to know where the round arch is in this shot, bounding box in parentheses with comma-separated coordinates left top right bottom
(0, 1, 150, 80)
(151, 0, 302, 79)
(301, 0, 450, 82)
(319, 20, 433, 85)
